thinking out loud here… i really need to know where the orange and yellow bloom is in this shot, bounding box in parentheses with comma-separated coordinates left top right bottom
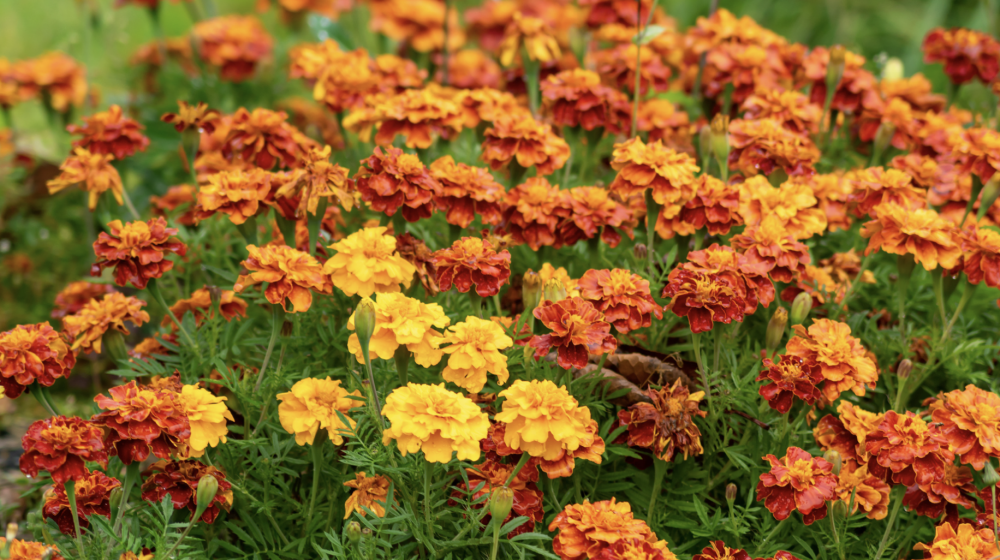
(381, 383, 489, 463)
(277, 377, 363, 445)
(234, 244, 332, 313)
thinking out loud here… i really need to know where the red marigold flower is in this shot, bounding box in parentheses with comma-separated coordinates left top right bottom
(594, 44, 672, 95)
(223, 107, 317, 170)
(541, 69, 631, 133)
(62, 292, 150, 354)
(682, 243, 776, 312)
(902, 462, 976, 518)
(692, 541, 750, 560)
(164, 287, 247, 329)
(560, 186, 634, 248)
(593, 539, 677, 560)
(19, 416, 107, 484)
(51, 281, 116, 320)
(450, 456, 544, 538)
(616, 380, 706, 461)
(757, 354, 823, 414)
(432, 237, 511, 297)
(847, 167, 927, 218)
(92, 380, 191, 465)
(814, 401, 883, 463)
(801, 46, 878, 115)
(578, 269, 661, 333)
(835, 461, 891, 520)
(661, 268, 746, 334)
(959, 227, 1000, 288)
(578, 0, 654, 28)
(930, 384, 1000, 470)
(785, 319, 878, 402)
(609, 137, 699, 205)
(430, 156, 506, 228)
(91, 217, 188, 290)
(853, 97, 920, 152)
(67, 104, 149, 160)
(42, 470, 120, 536)
(656, 175, 742, 239)
(923, 27, 1000, 85)
(141, 459, 234, 523)
(234, 244, 332, 313)
(0, 322, 76, 399)
(756, 446, 837, 525)
(728, 118, 821, 178)
(355, 146, 442, 222)
(501, 176, 572, 250)
(192, 15, 274, 82)
(731, 216, 811, 283)
(741, 89, 822, 135)
(481, 112, 571, 176)
(549, 498, 675, 560)
(865, 410, 952, 486)
(46, 147, 125, 211)
(529, 297, 618, 369)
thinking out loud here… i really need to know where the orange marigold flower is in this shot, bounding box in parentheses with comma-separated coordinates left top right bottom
(0, 322, 75, 399)
(529, 297, 618, 370)
(432, 237, 511, 297)
(931, 384, 1000, 470)
(164, 287, 247, 329)
(757, 446, 837, 525)
(847, 167, 927, 218)
(344, 472, 391, 519)
(617, 380, 706, 461)
(129, 334, 175, 362)
(854, 97, 919, 151)
(560, 186, 635, 248)
(90, 217, 188, 290)
(757, 354, 823, 414)
(437, 49, 503, 90)
(731, 216, 811, 283)
(741, 89, 822, 135)
(450, 456, 544, 538)
(43, 470, 119, 536)
(344, 87, 464, 149)
(737, 175, 827, 240)
(661, 268, 746, 334)
(192, 15, 274, 82)
(728, 118, 820, 178)
(880, 73, 946, 112)
(430, 156, 506, 228)
(959, 227, 1000, 288)
(141, 459, 233, 523)
(368, 0, 464, 53)
(692, 541, 752, 560)
(861, 203, 961, 271)
(793, 173, 853, 232)
(865, 410, 952, 486)
(161, 101, 219, 134)
(579, 0, 654, 28)
(890, 154, 961, 207)
(701, 42, 791, 108)
(578, 269, 661, 334)
(914, 522, 1000, 560)
(51, 281, 115, 320)
(0, 538, 62, 560)
(150, 184, 198, 226)
(785, 319, 877, 402)
(682, 243, 776, 312)
(355, 146, 442, 222)
(957, 127, 1000, 184)
(19, 415, 107, 484)
(196, 168, 273, 225)
(802, 47, 878, 115)
(903, 462, 976, 518)
(541, 69, 630, 133)
(47, 147, 124, 211)
(501, 177, 571, 250)
(656, 175, 742, 238)
(594, 44, 672, 95)
(499, 13, 561, 66)
(62, 292, 150, 354)
(9, 52, 87, 113)
(273, 145, 353, 218)
(923, 27, 1000, 85)
(481, 112, 570, 176)
(636, 98, 695, 154)
(93, 380, 191, 465)
(223, 107, 316, 170)
(234, 244, 332, 313)
(67, 104, 149, 160)
(549, 498, 670, 560)
(609, 137, 699, 205)
(835, 461, 890, 520)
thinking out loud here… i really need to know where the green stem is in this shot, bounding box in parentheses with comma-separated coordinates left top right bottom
(112, 463, 141, 537)
(470, 291, 483, 319)
(32, 385, 60, 417)
(307, 198, 328, 256)
(424, 461, 435, 540)
(693, 332, 711, 417)
(645, 189, 660, 277)
(302, 436, 325, 537)
(504, 453, 531, 487)
(992, 482, 999, 552)
(713, 325, 722, 372)
(493, 294, 503, 318)
(647, 457, 668, 521)
(941, 281, 977, 344)
(489, 521, 502, 560)
(359, 340, 387, 430)
(119, 181, 142, 221)
(754, 518, 788, 557)
(872, 486, 906, 560)
(836, 251, 873, 318)
(148, 279, 197, 349)
(895, 254, 915, 339)
(932, 271, 947, 326)
(523, 55, 540, 117)
(253, 304, 285, 393)
(65, 481, 88, 559)
(236, 214, 259, 246)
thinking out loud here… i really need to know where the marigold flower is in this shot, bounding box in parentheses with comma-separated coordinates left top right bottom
(617, 380, 706, 462)
(43, 470, 119, 536)
(957, 127, 1000, 184)
(636, 98, 695, 154)
(64, 104, 149, 162)
(915, 522, 1000, 560)
(19, 416, 107, 484)
(164, 287, 247, 329)
(141, 459, 233, 523)
(161, 101, 219, 134)
(594, 44, 672, 95)
(854, 97, 920, 151)
(91, 217, 188, 290)
(62, 292, 150, 354)
(438, 49, 503, 89)
(540, 69, 630, 133)
(731, 215, 811, 283)
(741, 89, 822, 135)
(578, 269, 661, 334)
(737, 176, 827, 240)
(451, 456, 544, 537)
(903, 461, 976, 518)
(175, 384, 233, 455)
(757, 354, 823, 414)
(682, 243, 776, 312)
(835, 461, 890, 520)
(880, 73, 946, 112)
(560, 186, 635, 248)
(593, 539, 677, 560)
(847, 167, 926, 218)
(381, 383, 489, 463)
(51, 281, 116, 320)
(549, 498, 670, 560)
(0, 538, 63, 560)
(865, 410, 951, 486)
(728, 118, 820, 178)
(861, 203, 961, 271)
(656, 175, 742, 239)
(93, 380, 190, 464)
(223, 107, 316, 170)
(537, 263, 581, 298)
(757, 446, 837, 525)
(481, 113, 570, 176)
(693, 541, 751, 560)
(430, 156, 506, 228)
(47, 147, 124, 211)
(785, 319, 877, 402)
(272, 146, 353, 219)
(347, 292, 450, 367)
(661, 268, 746, 334)
(354, 146, 441, 222)
(814, 401, 883, 463)
(432, 237, 512, 298)
(529, 297, 617, 370)
(0, 322, 76, 399)
(496, 379, 604, 478)
(129, 335, 175, 362)
(701, 42, 793, 108)
(192, 15, 273, 82)
(801, 46, 877, 115)
(323, 226, 416, 297)
(501, 177, 572, 250)
(234, 244, 332, 313)
(345, 87, 464, 149)
(923, 28, 1000, 85)
(609, 137, 699, 205)
(150, 184, 198, 226)
(439, 316, 514, 393)
(368, 0, 464, 53)
(499, 13, 561, 66)
(344, 472, 391, 518)
(9, 52, 87, 113)
(931, 384, 1000, 470)
(277, 377, 363, 446)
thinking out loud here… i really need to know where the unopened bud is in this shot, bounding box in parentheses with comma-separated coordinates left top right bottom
(523, 343, 535, 361)
(976, 175, 1000, 222)
(633, 243, 648, 262)
(281, 320, 294, 337)
(830, 500, 848, 519)
(346, 521, 362, 543)
(103, 329, 129, 364)
(882, 57, 904, 82)
(789, 292, 812, 326)
(699, 125, 712, 166)
(109, 487, 124, 511)
(984, 461, 1000, 486)
(872, 122, 896, 161)
(207, 285, 223, 306)
(827, 46, 846, 91)
(194, 475, 219, 521)
(896, 359, 912, 380)
(823, 450, 842, 475)
(361, 528, 372, 537)
(725, 483, 737, 503)
(354, 297, 377, 350)
(5, 523, 16, 542)
(490, 487, 515, 521)
(765, 308, 788, 354)
(543, 279, 566, 302)
(522, 270, 542, 311)
(710, 114, 730, 169)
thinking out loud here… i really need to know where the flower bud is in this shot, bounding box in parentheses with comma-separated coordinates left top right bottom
(823, 450, 842, 476)
(109, 486, 124, 512)
(976, 175, 1000, 222)
(207, 285, 223, 306)
(725, 483, 737, 504)
(5, 523, 16, 542)
(490, 487, 515, 522)
(896, 359, 912, 380)
(355, 297, 377, 351)
(872, 122, 896, 162)
(41, 550, 58, 560)
(765, 308, 788, 355)
(362, 528, 372, 537)
(103, 329, 129, 364)
(789, 292, 812, 326)
(194, 475, 219, 521)
(984, 461, 1000, 486)
(827, 46, 846, 91)
(543, 278, 567, 303)
(882, 57, 904, 81)
(699, 125, 712, 166)
(830, 500, 848, 520)
(633, 243, 648, 262)
(710, 114, 730, 169)
(522, 270, 542, 311)
(346, 521, 362, 543)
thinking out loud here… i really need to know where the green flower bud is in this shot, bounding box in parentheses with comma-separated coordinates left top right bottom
(103, 329, 129, 364)
(543, 279, 567, 303)
(830, 500, 848, 520)
(346, 521, 362, 543)
(725, 483, 737, 504)
(490, 487, 514, 522)
(355, 297, 377, 350)
(194, 475, 219, 521)
(699, 125, 712, 167)
(789, 292, 812, 326)
(976, 176, 1000, 222)
(522, 270, 542, 311)
(872, 121, 897, 163)
(710, 114, 730, 172)
(984, 461, 1000, 486)
(823, 450, 842, 476)
(827, 46, 847, 92)
(882, 58, 904, 82)
(896, 359, 912, 380)
(765, 308, 788, 355)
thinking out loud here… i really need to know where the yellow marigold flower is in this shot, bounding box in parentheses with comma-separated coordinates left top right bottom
(47, 147, 124, 211)
(737, 175, 827, 240)
(381, 383, 490, 463)
(499, 13, 561, 66)
(915, 522, 999, 560)
(537, 263, 581, 298)
(440, 316, 514, 393)
(861, 203, 961, 271)
(176, 384, 233, 456)
(234, 244, 333, 313)
(277, 377, 363, 446)
(343, 472, 391, 518)
(785, 319, 878, 402)
(344, 87, 464, 149)
(63, 292, 150, 354)
(273, 145, 353, 218)
(323, 227, 416, 297)
(347, 292, 450, 367)
(609, 137, 699, 205)
(495, 379, 604, 478)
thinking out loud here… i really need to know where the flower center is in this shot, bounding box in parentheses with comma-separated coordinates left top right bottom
(785, 459, 816, 485)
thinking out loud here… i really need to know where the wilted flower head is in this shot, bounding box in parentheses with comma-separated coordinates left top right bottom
(344, 472, 392, 519)
(548, 498, 670, 560)
(499, 13, 561, 66)
(609, 137, 699, 205)
(617, 380, 706, 462)
(784, 319, 877, 402)
(657, 175, 742, 239)
(141, 459, 233, 523)
(930, 384, 1000, 470)
(51, 281, 116, 320)
(91, 217, 188, 289)
(323, 226, 416, 297)
(176, 385, 233, 456)
(19, 416, 107, 484)
(922, 27, 1000, 85)
(864, 410, 951, 486)
(62, 292, 149, 354)
(0, 322, 75, 399)
(192, 15, 274, 82)
(541, 69, 630, 133)
(430, 156, 506, 228)
(440, 316, 514, 393)
(757, 354, 823, 414)
(354, 146, 442, 222)
(381, 383, 490, 463)
(8, 52, 87, 112)
(277, 377, 363, 446)
(756, 446, 837, 525)
(861, 203, 961, 271)
(47, 147, 124, 211)
(481, 112, 570, 176)
(223, 107, 316, 170)
(662, 268, 746, 334)
(502, 177, 572, 250)
(529, 297, 618, 370)
(915, 522, 1000, 560)
(728, 118, 821, 178)
(347, 292, 450, 367)
(92, 380, 190, 465)
(234, 244, 332, 313)
(578, 268, 661, 333)
(43, 470, 119, 536)
(432, 237, 512, 298)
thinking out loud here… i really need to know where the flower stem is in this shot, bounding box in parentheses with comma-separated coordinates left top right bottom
(424, 461, 435, 540)
(523, 53, 540, 117)
(941, 280, 977, 344)
(119, 181, 142, 221)
(112, 462, 141, 537)
(992, 482, 999, 551)
(836, 251, 873, 318)
(932, 271, 947, 326)
(872, 486, 906, 560)
(895, 254, 915, 339)
(65, 480, 88, 559)
(31, 384, 59, 417)
(302, 436, 325, 537)
(253, 304, 285, 393)
(644, 189, 660, 277)
(148, 278, 197, 349)
(489, 520, 502, 560)
(692, 331, 708, 405)
(647, 457, 668, 522)
(359, 339, 387, 430)
(504, 453, 531, 487)
(754, 517, 788, 557)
